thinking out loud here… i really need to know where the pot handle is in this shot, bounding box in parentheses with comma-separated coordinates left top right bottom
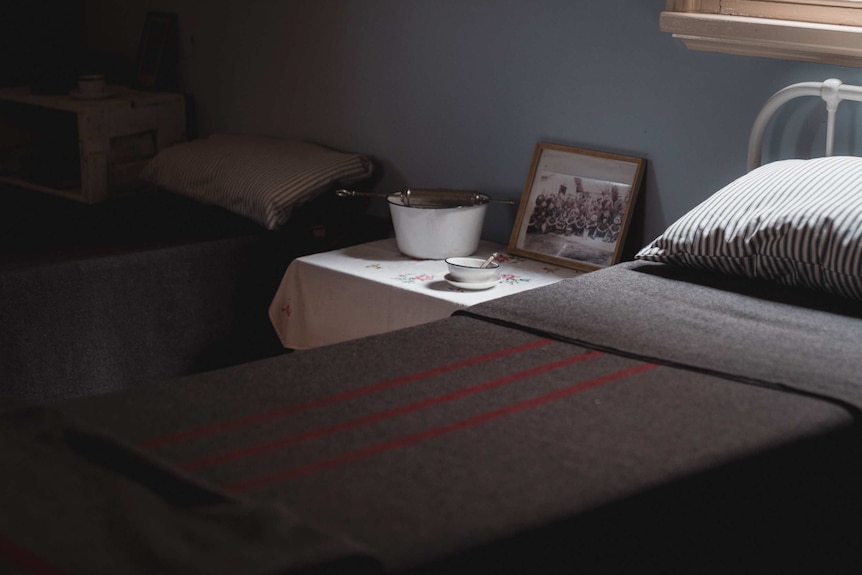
(337, 188, 515, 207)
(405, 189, 515, 206)
(336, 189, 389, 199)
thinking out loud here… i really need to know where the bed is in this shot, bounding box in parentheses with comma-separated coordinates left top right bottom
(0, 134, 388, 402)
(4, 79, 862, 574)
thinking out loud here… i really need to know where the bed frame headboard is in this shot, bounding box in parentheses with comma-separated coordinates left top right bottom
(748, 78, 862, 171)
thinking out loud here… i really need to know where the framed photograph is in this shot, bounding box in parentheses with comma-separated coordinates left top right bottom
(508, 142, 645, 272)
(132, 12, 179, 91)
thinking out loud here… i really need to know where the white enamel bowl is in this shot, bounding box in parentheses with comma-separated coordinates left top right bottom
(444, 257, 500, 283)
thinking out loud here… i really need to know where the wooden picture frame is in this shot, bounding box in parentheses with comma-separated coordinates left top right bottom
(132, 12, 178, 92)
(508, 142, 645, 272)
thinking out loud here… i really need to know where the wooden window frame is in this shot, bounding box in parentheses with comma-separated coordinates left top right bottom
(661, 0, 862, 67)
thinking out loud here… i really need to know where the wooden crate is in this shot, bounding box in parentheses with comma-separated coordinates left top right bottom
(0, 85, 185, 203)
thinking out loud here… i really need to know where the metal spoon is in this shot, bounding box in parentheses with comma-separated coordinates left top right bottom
(480, 252, 499, 269)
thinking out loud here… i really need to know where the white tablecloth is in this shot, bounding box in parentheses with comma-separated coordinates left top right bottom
(268, 238, 582, 349)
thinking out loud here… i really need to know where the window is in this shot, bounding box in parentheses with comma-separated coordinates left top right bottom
(718, 1, 862, 25)
(661, 0, 862, 67)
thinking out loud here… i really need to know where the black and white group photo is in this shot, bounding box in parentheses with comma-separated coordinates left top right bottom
(520, 171, 631, 268)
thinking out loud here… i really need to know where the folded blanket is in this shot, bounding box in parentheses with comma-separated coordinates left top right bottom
(0, 399, 380, 575)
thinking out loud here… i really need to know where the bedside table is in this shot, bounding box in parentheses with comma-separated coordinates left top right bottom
(268, 238, 582, 350)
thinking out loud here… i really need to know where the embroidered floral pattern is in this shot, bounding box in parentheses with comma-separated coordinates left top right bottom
(493, 253, 561, 275)
(393, 273, 436, 284)
(494, 253, 521, 264)
(500, 273, 530, 286)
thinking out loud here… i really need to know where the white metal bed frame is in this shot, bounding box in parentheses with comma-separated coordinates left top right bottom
(748, 78, 862, 171)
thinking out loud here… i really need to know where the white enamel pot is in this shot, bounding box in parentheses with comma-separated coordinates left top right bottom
(387, 193, 489, 259)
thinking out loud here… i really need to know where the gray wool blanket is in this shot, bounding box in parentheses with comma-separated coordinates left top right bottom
(7, 261, 862, 573)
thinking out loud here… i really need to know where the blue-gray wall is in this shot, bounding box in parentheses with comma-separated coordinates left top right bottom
(86, 0, 862, 248)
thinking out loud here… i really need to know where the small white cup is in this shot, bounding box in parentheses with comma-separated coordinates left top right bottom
(78, 74, 106, 95)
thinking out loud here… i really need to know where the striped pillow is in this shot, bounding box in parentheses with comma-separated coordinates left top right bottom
(141, 134, 376, 230)
(636, 156, 862, 300)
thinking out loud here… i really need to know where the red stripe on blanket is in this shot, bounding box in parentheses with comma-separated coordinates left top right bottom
(181, 350, 604, 471)
(141, 338, 555, 449)
(226, 362, 658, 492)
(0, 536, 69, 575)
